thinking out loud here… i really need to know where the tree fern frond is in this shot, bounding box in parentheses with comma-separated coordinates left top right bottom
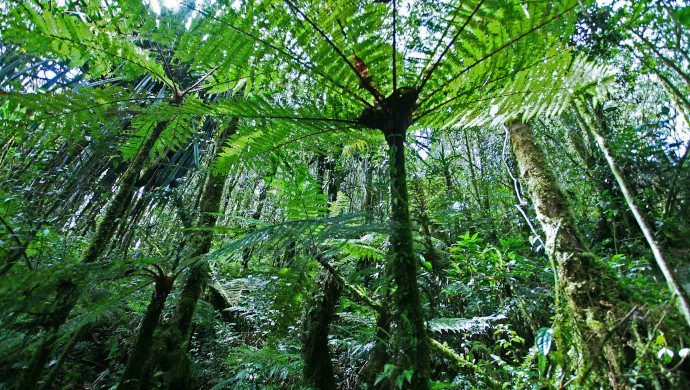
(6, 1, 171, 84)
(421, 51, 615, 128)
(271, 163, 329, 220)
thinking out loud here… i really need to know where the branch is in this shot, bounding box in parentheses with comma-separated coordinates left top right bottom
(429, 339, 501, 389)
(311, 249, 384, 314)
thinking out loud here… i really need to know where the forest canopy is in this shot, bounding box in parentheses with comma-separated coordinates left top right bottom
(1, 0, 690, 388)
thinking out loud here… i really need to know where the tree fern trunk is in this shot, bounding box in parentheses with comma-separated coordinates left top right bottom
(161, 120, 237, 389)
(358, 87, 430, 389)
(17, 120, 168, 390)
(385, 125, 431, 389)
(507, 120, 633, 386)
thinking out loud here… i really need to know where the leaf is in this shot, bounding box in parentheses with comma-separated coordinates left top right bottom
(657, 347, 674, 363)
(536, 327, 554, 356)
(428, 315, 507, 334)
(676, 7, 690, 28)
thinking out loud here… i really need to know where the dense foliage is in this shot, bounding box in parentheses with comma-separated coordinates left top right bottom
(1, 0, 689, 388)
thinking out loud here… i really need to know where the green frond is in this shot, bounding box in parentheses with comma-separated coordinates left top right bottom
(421, 51, 616, 128)
(5, 1, 170, 83)
(271, 163, 329, 220)
(427, 314, 507, 334)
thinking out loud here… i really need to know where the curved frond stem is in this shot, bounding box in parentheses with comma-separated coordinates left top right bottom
(155, 43, 177, 87)
(416, 86, 575, 126)
(18, 4, 175, 90)
(283, 0, 384, 104)
(420, 2, 579, 104)
(236, 115, 359, 124)
(181, 65, 221, 96)
(417, 0, 486, 92)
(184, 2, 373, 108)
(262, 125, 362, 154)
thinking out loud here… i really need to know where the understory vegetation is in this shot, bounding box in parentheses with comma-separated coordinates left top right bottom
(1, 0, 690, 388)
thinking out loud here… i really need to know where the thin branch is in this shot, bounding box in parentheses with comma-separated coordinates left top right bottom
(418, 0, 486, 92)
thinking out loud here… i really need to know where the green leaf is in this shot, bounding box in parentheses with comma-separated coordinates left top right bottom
(536, 327, 554, 356)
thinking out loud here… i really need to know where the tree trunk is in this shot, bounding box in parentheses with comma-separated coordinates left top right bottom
(385, 125, 431, 389)
(161, 120, 237, 389)
(358, 88, 430, 388)
(118, 274, 175, 390)
(360, 307, 391, 389)
(574, 99, 690, 327)
(507, 120, 633, 386)
(17, 120, 168, 390)
(301, 273, 342, 390)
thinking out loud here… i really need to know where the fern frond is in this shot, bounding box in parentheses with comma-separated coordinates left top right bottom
(427, 314, 507, 334)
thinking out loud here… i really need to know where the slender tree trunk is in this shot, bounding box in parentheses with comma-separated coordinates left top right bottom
(161, 120, 237, 389)
(17, 120, 168, 390)
(360, 307, 391, 389)
(118, 274, 175, 390)
(385, 125, 431, 389)
(358, 88, 430, 388)
(301, 273, 342, 390)
(574, 100, 690, 327)
(507, 120, 634, 386)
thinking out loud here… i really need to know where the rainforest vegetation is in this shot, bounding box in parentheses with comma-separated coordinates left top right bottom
(1, 0, 690, 388)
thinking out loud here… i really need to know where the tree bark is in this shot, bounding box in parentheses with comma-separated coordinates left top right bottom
(385, 125, 431, 389)
(507, 120, 633, 386)
(301, 273, 342, 390)
(118, 274, 175, 390)
(358, 87, 430, 388)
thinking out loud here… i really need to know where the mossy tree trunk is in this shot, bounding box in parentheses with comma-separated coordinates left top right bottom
(18, 120, 168, 390)
(385, 124, 431, 388)
(359, 87, 430, 388)
(160, 120, 237, 389)
(300, 154, 345, 389)
(118, 272, 175, 390)
(301, 273, 342, 390)
(507, 120, 633, 387)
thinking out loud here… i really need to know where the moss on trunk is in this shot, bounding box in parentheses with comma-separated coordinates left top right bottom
(17, 120, 169, 389)
(301, 273, 342, 390)
(358, 87, 430, 389)
(118, 273, 175, 390)
(507, 120, 634, 386)
(160, 120, 237, 389)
